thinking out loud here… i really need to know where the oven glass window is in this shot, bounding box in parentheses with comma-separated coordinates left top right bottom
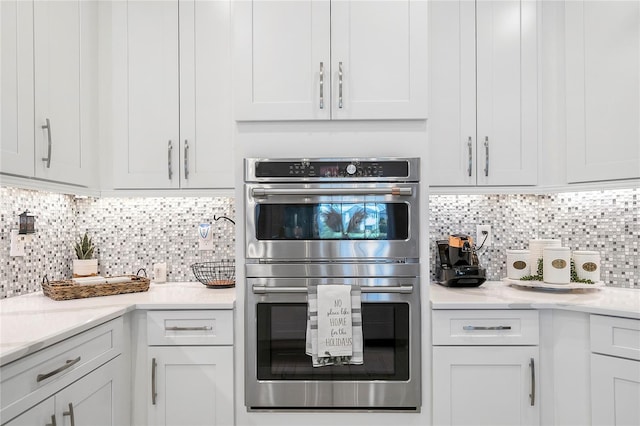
(256, 303, 409, 380)
(255, 203, 409, 240)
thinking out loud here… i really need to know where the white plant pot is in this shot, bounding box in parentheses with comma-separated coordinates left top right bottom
(73, 259, 98, 277)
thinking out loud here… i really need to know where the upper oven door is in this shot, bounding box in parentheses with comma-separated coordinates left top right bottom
(245, 182, 420, 261)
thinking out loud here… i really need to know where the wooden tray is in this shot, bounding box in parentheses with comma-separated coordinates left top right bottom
(42, 275, 150, 301)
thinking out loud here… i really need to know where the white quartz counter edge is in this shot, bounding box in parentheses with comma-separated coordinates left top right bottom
(431, 281, 640, 319)
(0, 282, 235, 366)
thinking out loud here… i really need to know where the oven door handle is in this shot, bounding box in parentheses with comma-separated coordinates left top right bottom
(252, 285, 414, 294)
(250, 187, 413, 197)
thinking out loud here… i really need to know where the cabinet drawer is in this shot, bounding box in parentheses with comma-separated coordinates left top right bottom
(0, 317, 122, 415)
(432, 310, 539, 345)
(147, 310, 233, 346)
(591, 315, 640, 361)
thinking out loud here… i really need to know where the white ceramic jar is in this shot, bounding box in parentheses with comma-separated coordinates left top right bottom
(529, 239, 561, 274)
(572, 251, 601, 282)
(543, 247, 571, 284)
(506, 249, 531, 279)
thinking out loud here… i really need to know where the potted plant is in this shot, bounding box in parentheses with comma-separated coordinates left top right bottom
(72, 232, 98, 277)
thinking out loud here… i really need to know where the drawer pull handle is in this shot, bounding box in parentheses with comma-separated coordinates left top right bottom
(36, 356, 81, 382)
(62, 403, 75, 426)
(152, 357, 158, 405)
(46, 414, 57, 426)
(530, 357, 536, 406)
(462, 325, 512, 331)
(165, 326, 213, 331)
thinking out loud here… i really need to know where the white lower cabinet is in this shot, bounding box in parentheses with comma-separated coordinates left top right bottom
(147, 346, 233, 426)
(145, 310, 234, 426)
(0, 318, 124, 426)
(590, 315, 640, 426)
(433, 346, 539, 426)
(432, 310, 540, 426)
(3, 354, 124, 426)
(2, 397, 53, 426)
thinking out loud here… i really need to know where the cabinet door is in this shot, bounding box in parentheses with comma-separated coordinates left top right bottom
(428, 0, 476, 185)
(2, 397, 54, 426)
(179, 0, 233, 188)
(591, 354, 640, 426)
(0, 0, 34, 177)
(112, 0, 180, 188)
(33, 0, 98, 187)
(234, 0, 331, 121)
(148, 346, 234, 426)
(55, 358, 124, 426)
(476, 0, 537, 186)
(330, 0, 427, 119)
(433, 346, 539, 426)
(565, 0, 640, 183)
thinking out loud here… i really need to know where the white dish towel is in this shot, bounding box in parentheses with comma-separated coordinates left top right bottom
(305, 284, 363, 367)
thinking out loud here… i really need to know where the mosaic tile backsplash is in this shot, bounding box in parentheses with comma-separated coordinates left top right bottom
(0, 186, 235, 298)
(1, 186, 637, 298)
(429, 189, 639, 288)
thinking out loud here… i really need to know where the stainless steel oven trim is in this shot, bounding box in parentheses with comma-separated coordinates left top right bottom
(246, 262, 420, 279)
(245, 277, 421, 409)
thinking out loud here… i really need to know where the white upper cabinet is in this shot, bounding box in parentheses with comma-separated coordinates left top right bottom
(565, 0, 640, 183)
(112, 0, 180, 189)
(112, 0, 232, 189)
(1, 0, 97, 187)
(234, 0, 427, 121)
(178, 0, 233, 189)
(1, 0, 34, 177)
(428, 0, 538, 186)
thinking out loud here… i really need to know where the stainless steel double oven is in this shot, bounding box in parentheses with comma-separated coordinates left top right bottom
(244, 158, 421, 410)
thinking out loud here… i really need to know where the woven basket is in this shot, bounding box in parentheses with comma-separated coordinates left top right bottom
(41, 275, 150, 301)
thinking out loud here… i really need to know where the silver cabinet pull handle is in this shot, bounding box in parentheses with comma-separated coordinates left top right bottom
(251, 187, 412, 197)
(338, 61, 344, 109)
(184, 140, 189, 180)
(62, 403, 75, 426)
(462, 325, 512, 331)
(319, 62, 324, 109)
(168, 140, 173, 180)
(529, 358, 535, 406)
(36, 356, 81, 382)
(165, 326, 213, 331)
(253, 285, 413, 294)
(484, 136, 489, 177)
(41, 118, 52, 168)
(467, 136, 473, 177)
(151, 357, 158, 405)
(46, 414, 57, 426)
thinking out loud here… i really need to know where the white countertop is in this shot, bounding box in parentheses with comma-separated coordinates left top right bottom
(0, 282, 235, 365)
(430, 280, 640, 319)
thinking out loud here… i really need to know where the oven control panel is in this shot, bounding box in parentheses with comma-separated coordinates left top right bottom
(253, 159, 413, 179)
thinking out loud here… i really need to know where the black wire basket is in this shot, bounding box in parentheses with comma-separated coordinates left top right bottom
(191, 259, 235, 289)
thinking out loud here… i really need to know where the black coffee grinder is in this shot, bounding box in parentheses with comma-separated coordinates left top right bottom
(436, 234, 487, 287)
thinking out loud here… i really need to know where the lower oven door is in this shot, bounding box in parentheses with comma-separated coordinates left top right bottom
(246, 277, 421, 410)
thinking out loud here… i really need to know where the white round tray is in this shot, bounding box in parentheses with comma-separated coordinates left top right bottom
(503, 277, 605, 291)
